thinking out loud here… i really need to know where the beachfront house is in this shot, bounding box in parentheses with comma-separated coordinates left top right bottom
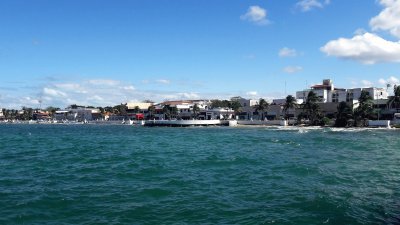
(54, 107, 101, 122)
(126, 102, 153, 120)
(230, 96, 259, 120)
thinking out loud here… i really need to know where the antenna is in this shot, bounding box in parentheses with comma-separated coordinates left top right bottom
(39, 98, 42, 110)
(285, 81, 287, 96)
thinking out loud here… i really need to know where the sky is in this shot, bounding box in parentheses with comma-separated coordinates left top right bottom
(1, 0, 400, 109)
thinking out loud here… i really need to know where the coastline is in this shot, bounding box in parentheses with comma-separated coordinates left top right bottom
(1, 119, 398, 130)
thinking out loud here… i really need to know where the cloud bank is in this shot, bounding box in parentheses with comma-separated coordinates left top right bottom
(321, 0, 400, 64)
(321, 32, 400, 64)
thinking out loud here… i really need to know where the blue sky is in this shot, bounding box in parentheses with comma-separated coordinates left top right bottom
(1, 0, 400, 108)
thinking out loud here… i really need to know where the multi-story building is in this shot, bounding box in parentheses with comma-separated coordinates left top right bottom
(296, 79, 388, 104)
(230, 96, 259, 120)
(296, 79, 334, 103)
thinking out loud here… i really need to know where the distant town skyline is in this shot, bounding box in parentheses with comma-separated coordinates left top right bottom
(1, 0, 400, 108)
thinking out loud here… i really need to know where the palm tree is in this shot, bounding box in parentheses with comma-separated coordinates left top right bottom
(170, 106, 178, 119)
(192, 103, 200, 119)
(303, 91, 322, 125)
(133, 106, 140, 113)
(113, 104, 127, 116)
(254, 98, 269, 120)
(387, 85, 400, 111)
(335, 101, 353, 127)
(148, 105, 156, 119)
(163, 105, 171, 119)
(46, 106, 59, 118)
(354, 90, 373, 126)
(283, 95, 297, 120)
(230, 100, 242, 116)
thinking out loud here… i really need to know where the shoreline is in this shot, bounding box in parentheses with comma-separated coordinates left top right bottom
(0, 120, 398, 130)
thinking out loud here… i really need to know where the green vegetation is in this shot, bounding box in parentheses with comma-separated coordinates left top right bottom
(303, 91, 322, 125)
(283, 95, 297, 120)
(334, 102, 353, 127)
(253, 98, 269, 120)
(353, 90, 373, 127)
(147, 105, 156, 119)
(192, 103, 200, 119)
(387, 85, 400, 109)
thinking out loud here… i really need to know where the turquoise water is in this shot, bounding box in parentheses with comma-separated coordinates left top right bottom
(0, 124, 399, 224)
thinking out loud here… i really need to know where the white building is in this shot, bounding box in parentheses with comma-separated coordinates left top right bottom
(296, 79, 334, 103)
(231, 96, 258, 108)
(198, 108, 234, 120)
(55, 107, 101, 121)
(126, 102, 153, 112)
(296, 79, 388, 104)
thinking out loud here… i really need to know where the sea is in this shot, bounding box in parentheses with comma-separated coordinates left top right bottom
(0, 124, 399, 225)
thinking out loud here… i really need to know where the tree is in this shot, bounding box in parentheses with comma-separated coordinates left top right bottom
(170, 106, 178, 119)
(133, 106, 140, 113)
(148, 105, 156, 119)
(20, 106, 33, 120)
(354, 90, 373, 126)
(192, 103, 200, 119)
(46, 106, 60, 117)
(387, 85, 400, 110)
(304, 91, 322, 125)
(69, 104, 79, 109)
(113, 104, 127, 116)
(104, 106, 113, 113)
(335, 101, 353, 127)
(230, 100, 242, 115)
(283, 95, 297, 120)
(254, 98, 269, 120)
(163, 105, 171, 119)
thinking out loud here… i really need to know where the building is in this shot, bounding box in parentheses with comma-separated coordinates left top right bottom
(54, 107, 101, 121)
(126, 102, 154, 119)
(296, 79, 388, 104)
(230, 97, 259, 120)
(296, 79, 334, 103)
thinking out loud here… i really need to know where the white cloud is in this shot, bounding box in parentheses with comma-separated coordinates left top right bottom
(43, 87, 67, 97)
(361, 80, 374, 87)
(88, 95, 104, 101)
(354, 28, 367, 35)
(378, 78, 387, 85)
(320, 32, 400, 64)
(156, 79, 170, 84)
(87, 79, 120, 86)
(279, 47, 297, 57)
(179, 92, 200, 99)
(378, 76, 400, 85)
(54, 83, 81, 90)
(122, 85, 135, 90)
(240, 6, 269, 25)
(370, 0, 400, 38)
(296, 0, 330, 12)
(322, 1, 400, 64)
(246, 91, 258, 96)
(283, 66, 303, 73)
